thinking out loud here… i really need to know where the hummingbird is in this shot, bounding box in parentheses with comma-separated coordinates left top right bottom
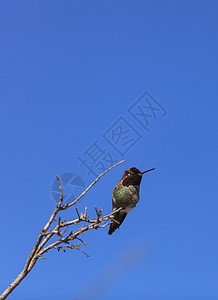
(108, 167, 155, 235)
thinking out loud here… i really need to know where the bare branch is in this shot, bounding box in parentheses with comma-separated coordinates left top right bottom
(36, 207, 121, 258)
(0, 160, 125, 300)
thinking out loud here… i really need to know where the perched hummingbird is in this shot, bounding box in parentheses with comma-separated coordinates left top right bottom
(108, 167, 155, 235)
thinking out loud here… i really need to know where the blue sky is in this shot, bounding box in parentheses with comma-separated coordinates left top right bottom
(0, 1, 218, 299)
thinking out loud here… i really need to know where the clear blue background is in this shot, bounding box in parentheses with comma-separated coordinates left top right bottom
(0, 1, 218, 299)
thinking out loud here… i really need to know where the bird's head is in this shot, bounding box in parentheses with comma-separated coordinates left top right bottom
(121, 167, 155, 186)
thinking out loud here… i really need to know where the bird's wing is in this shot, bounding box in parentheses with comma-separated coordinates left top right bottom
(108, 209, 127, 235)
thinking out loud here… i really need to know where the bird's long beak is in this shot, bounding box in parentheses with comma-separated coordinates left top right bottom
(139, 168, 155, 176)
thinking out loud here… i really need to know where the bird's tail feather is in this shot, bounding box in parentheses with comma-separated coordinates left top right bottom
(108, 210, 127, 235)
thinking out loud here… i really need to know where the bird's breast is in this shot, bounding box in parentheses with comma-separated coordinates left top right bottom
(113, 184, 140, 208)
(124, 206, 133, 213)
